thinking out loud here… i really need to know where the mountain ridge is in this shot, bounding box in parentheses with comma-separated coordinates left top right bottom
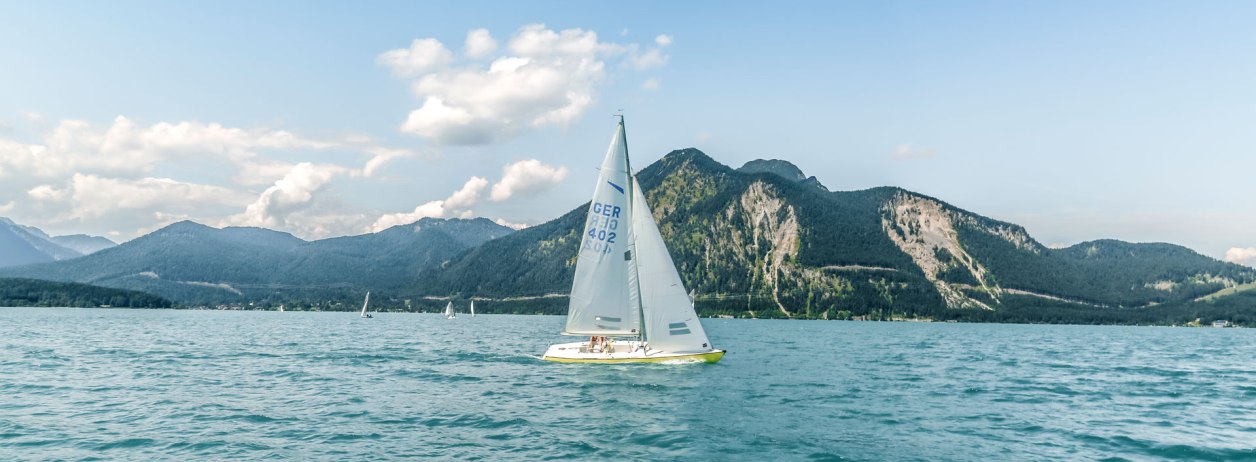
(3, 149, 1252, 324)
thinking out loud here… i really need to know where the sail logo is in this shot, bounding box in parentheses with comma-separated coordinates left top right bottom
(583, 202, 621, 254)
(607, 181, 625, 194)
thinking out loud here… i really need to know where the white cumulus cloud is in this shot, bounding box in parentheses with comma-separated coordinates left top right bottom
(43, 174, 247, 220)
(641, 78, 660, 91)
(376, 38, 454, 77)
(229, 162, 348, 229)
(494, 218, 529, 230)
(0, 114, 413, 240)
(464, 28, 497, 59)
(381, 24, 670, 145)
(0, 115, 341, 180)
(490, 159, 568, 202)
(371, 176, 489, 231)
(1225, 247, 1256, 267)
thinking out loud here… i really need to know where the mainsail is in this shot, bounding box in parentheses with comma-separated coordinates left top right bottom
(359, 292, 370, 317)
(564, 121, 640, 336)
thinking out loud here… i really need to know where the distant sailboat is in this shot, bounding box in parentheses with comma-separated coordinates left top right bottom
(360, 292, 373, 319)
(541, 117, 725, 364)
(444, 301, 456, 319)
(470, 300, 476, 318)
(278, 304, 285, 313)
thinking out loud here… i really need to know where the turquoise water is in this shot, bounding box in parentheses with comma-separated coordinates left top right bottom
(2, 308, 1254, 460)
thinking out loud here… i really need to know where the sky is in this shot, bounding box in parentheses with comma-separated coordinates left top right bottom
(0, 1, 1253, 266)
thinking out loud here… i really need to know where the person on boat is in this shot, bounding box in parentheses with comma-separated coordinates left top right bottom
(588, 336, 600, 352)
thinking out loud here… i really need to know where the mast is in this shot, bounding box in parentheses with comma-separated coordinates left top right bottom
(621, 115, 648, 344)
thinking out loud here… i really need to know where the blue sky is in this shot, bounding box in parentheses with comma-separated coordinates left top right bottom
(0, 1, 1253, 265)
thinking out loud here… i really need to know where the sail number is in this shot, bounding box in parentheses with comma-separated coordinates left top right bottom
(583, 202, 621, 253)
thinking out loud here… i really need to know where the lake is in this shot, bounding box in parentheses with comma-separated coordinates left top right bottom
(2, 308, 1254, 460)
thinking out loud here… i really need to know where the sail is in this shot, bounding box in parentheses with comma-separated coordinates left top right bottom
(470, 300, 475, 317)
(630, 177, 713, 353)
(563, 121, 640, 336)
(445, 301, 454, 317)
(360, 292, 370, 316)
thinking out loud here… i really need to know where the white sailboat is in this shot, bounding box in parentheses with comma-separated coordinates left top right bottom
(542, 117, 725, 364)
(278, 304, 284, 313)
(470, 300, 476, 318)
(444, 301, 456, 319)
(360, 292, 373, 318)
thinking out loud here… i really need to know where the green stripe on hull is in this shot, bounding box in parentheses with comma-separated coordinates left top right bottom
(542, 350, 725, 364)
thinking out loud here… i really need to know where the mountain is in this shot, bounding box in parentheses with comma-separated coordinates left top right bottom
(0, 217, 83, 268)
(5, 148, 1253, 324)
(50, 234, 117, 255)
(0, 217, 118, 268)
(0, 218, 513, 306)
(416, 148, 1256, 322)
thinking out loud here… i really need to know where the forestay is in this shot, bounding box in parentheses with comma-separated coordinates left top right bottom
(564, 122, 641, 336)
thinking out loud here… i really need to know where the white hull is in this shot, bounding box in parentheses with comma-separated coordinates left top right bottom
(542, 341, 725, 363)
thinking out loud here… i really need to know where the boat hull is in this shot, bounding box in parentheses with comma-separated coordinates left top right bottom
(542, 341, 725, 364)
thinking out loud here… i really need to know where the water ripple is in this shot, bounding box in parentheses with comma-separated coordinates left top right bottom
(1, 309, 1254, 460)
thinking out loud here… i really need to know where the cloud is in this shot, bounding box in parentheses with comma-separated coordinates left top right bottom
(0, 201, 13, 213)
(494, 218, 529, 230)
(490, 159, 568, 202)
(371, 176, 488, 231)
(641, 78, 660, 91)
(228, 162, 348, 228)
(0, 114, 415, 240)
(36, 174, 248, 220)
(893, 144, 937, 160)
(464, 28, 497, 59)
(382, 24, 669, 145)
(1225, 247, 1256, 267)
(628, 48, 668, 70)
(376, 38, 454, 77)
(361, 146, 419, 178)
(655, 34, 673, 46)
(0, 115, 339, 180)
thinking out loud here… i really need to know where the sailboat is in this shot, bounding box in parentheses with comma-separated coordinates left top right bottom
(444, 301, 456, 319)
(360, 292, 373, 318)
(278, 304, 284, 313)
(470, 300, 476, 318)
(542, 117, 725, 364)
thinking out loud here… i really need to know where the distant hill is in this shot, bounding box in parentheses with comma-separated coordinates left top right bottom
(50, 234, 117, 255)
(0, 278, 172, 308)
(0, 217, 116, 268)
(0, 218, 513, 306)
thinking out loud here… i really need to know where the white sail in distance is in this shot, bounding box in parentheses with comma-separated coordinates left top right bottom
(360, 292, 370, 317)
